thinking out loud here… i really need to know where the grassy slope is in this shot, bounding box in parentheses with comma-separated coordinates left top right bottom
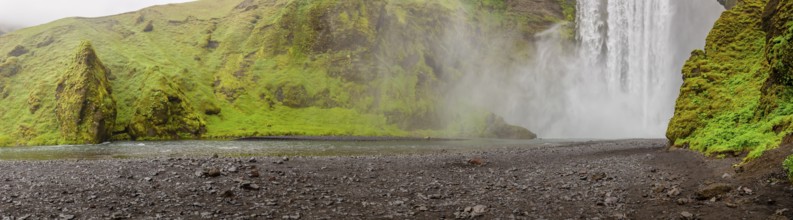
(0, 0, 565, 146)
(667, 0, 793, 179)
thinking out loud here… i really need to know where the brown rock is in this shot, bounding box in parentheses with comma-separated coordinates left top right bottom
(695, 183, 732, 200)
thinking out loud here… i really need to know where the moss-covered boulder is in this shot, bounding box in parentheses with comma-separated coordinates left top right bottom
(482, 114, 537, 139)
(54, 41, 117, 144)
(127, 74, 206, 140)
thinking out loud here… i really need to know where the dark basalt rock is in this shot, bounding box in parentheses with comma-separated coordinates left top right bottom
(7, 45, 28, 57)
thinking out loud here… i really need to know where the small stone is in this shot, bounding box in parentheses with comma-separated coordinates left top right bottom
(249, 169, 260, 178)
(282, 213, 301, 219)
(721, 173, 731, 179)
(467, 158, 484, 166)
(667, 186, 681, 197)
(282, 156, 290, 161)
(59, 214, 75, 220)
(110, 212, 129, 219)
(739, 186, 753, 195)
(604, 197, 619, 206)
(228, 166, 238, 173)
(680, 211, 694, 220)
(695, 183, 732, 200)
(471, 205, 487, 217)
(248, 157, 257, 163)
(241, 182, 260, 190)
(417, 205, 428, 211)
(144, 177, 152, 182)
(676, 198, 690, 205)
(220, 189, 234, 198)
(590, 172, 607, 181)
(725, 202, 737, 208)
(212, 153, 218, 158)
(207, 167, 221, 177)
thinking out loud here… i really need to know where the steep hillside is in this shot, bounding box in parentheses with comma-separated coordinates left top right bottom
(0, 0, 570, 146)
(667, 0, 793, 180)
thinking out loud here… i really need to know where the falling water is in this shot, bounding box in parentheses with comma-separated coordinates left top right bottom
(497, 0, 723, 138)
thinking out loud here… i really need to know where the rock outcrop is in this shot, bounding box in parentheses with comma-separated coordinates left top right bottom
(54, 41, 117, 144)
(668, 0, 793, 180)
(127, 73, 206, 140)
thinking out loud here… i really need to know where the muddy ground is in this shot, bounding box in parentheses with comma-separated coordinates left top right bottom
(0, 139, 791, 219)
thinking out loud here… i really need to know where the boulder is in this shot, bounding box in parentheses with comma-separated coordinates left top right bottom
(482, 113, 537, 139)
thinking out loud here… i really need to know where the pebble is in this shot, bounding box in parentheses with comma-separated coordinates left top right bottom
(241, 182, 260, 191)
(207, 167, 221, 177)
(471, 205, 488, 217)
(248, 169, 260, 178)
(696, 183, 732, 200)
(604, 197, 619, 206)
(680, 211, 694, 220)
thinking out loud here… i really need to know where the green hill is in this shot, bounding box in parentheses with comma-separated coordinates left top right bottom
(0, 0, 572, 146)
(667, 0, 793, 180)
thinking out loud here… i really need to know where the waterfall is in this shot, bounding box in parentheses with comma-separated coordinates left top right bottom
(497, 0, 723, 138)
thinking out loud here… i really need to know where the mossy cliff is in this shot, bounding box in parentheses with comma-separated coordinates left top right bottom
(54, 41, 117, 144)
(667, 0, 793, 180)
(0, 0, 568, 146)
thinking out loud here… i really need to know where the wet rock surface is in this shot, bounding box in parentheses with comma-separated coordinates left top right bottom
(0, 139, 791, 219)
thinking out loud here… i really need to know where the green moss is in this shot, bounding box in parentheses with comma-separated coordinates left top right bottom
(54, 41, 117, 144)
(785, 154, 793, 181)
(668, 0, 793, 181)
(126, 72, 206, 140)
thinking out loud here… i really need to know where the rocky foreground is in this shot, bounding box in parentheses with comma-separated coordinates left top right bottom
(0, 140, 791, 219)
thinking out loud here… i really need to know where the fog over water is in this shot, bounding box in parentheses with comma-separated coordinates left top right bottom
(458, 0, 724, 139)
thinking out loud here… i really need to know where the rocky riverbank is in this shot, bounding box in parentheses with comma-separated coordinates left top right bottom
(0, 139, 790, 219)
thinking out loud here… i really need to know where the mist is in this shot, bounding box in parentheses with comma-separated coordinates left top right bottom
(448, 0, 724, 139)
(0, 0, 194, 30)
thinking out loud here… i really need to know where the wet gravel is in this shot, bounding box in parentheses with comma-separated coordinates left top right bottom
(0, 139, 791, 219)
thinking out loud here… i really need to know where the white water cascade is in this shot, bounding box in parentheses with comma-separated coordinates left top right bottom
(496, 0, 724, 138)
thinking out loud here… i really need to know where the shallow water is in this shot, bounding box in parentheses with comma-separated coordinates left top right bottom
(0, 138, 588, 161)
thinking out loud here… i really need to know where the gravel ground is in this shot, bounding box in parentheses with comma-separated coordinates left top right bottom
(0, 139, 791, 219)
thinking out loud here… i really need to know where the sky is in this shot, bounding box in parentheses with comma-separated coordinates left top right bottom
(0, 0, 195, 28)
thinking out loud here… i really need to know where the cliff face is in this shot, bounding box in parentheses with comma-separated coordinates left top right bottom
(0, 0, 569, 146)
(667, 0, 793, 180)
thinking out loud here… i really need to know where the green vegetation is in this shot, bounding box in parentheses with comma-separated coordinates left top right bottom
(667, 0, 793, 180)
(0, 0, 566, 146)
(786, 155, 793, 181)
(54, 41, 117, 144)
